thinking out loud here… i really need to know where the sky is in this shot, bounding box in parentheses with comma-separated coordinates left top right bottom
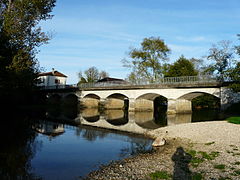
(37, 0, 240, 84)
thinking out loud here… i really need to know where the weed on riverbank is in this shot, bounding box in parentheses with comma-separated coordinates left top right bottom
(227, 117, 240, 124)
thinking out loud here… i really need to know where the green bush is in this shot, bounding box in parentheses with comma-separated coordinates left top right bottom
(227, 117, 240, 124)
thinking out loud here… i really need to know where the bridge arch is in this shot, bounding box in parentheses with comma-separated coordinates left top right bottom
(63, 94, 79, 106)
(135, 93, 168, 112)
(167, 91, 221, 114)
(178, 92, 220, 110)
(105, 93, 129, 110)
(47, 94, 62, 104)
(136, 93, 166, 101)
(81, 93, 100, 108)
(178, 91, 219, 100)
(83, 93, 101, 99)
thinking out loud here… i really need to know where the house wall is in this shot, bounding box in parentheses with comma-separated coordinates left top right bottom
(37, 76, 67, 87)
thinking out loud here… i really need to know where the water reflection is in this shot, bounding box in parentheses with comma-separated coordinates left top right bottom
(82, 108, 100, 122)
(167, 114, 192, 126)
(75, 127, 108, 141)
(134, 111, 162, 129)
(0, 112, 42, 180)
(31, 120, 153, 179)
(120, 138, 153, 157)
(104, 109, 129, 126)
(44, 104, 227, 134)
(35, 121, 65, 139)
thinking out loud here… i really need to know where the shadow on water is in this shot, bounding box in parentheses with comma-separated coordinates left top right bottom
(192, 109, 225, 122)
(0, 110, 43, 180)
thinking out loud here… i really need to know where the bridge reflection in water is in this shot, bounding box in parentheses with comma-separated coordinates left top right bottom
(45, 107, 198, 134)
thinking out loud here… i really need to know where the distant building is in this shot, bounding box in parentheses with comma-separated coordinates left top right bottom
(97, 77, 127, 84)
(37, 68, 67, 87)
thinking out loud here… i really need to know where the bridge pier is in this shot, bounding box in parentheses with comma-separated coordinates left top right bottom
(167, 99, 192, 114)
(128, 98, 135, 112)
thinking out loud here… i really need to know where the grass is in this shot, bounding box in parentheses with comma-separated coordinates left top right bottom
(187, 149, 220, 167)
(192, 173, 203, 180)
(214, 164, 226, 170)
(149, 171, 171, 180)
(227, 117, 240, 124)
(234, 170, 240, 175)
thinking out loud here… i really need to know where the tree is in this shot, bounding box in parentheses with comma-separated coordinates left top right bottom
(207, 40, 234, 81)
(228, 62, 240, 92)
(235, 34, 240, 56)
(189, 58, 205, 75)
(99, 70, 109, 79)
(122, 37, 171, 83)
(165, 56, 198, 77)
(84, 66, 99, 83)
(0, 0, 56, 104)
(78, 67, 109, 84)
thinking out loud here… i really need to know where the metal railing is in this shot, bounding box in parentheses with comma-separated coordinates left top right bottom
(78, 75, 218, 89)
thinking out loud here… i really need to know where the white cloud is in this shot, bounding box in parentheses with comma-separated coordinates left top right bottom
(175, 36, 209, 42)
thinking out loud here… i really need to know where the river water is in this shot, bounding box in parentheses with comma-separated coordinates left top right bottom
(0, 105, 234, 180)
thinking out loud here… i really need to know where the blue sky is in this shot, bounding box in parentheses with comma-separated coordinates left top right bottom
(37, 0, 240, 84)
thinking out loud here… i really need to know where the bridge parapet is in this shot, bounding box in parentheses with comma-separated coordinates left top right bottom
(79, 75, 218, 90)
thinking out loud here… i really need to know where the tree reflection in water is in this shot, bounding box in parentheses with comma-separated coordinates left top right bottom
(119, 138, 153, 157)
(0, 111, 42, 179)
(75, 128, 108, 141)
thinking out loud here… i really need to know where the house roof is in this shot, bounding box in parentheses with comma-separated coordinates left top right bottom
(39, 70, 67, 78)
(97, 77, 126, 82)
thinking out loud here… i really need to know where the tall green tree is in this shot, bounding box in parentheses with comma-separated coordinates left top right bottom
(0, 0, 56, 104)
(165, 55, 198, 77)
(122, 37, 171, 83)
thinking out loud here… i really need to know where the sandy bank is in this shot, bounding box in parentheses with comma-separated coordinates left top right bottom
(85, 121, 240, 180)
(148, 121, 240, 146)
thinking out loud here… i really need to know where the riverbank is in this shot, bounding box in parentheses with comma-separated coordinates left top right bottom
(84, 121, 240, 180)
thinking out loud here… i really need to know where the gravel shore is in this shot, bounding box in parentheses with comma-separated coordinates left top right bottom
(84, 121, 240, 180)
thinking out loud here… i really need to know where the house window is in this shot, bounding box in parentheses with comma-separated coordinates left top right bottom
(55, 79, 60, 84)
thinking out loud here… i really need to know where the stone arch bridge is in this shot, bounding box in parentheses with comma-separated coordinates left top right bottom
(43, 80, 240, 114)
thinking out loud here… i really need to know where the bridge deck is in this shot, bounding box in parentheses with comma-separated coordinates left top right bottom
(80, 82, 222, 91)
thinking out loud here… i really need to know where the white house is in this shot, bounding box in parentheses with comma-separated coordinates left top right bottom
(37, 68, 67, 88)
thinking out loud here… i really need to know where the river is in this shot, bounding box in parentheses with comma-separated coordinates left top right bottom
(0, 105, 234, 180)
